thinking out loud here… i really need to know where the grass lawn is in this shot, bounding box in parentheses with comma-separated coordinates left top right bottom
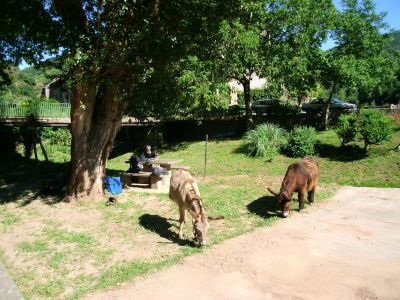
(0, 129, 399, 299)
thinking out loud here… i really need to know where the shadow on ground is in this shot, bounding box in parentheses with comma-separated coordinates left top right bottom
(315, 143, 367, 162)
(158, 142, 190, 154)
(233, 143, 248, 155)
(0, 158, 69, 206)
(139, 214, 196, 247)
(109, 140, 133, 159)
(247, 195, 281, 219)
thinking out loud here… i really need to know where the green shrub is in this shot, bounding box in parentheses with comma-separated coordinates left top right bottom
(286, 126, 317, 157)
(244, 123, 286, 157)
(336, 113, 358, 145)
(358, 109, 394, 151)
(41, 128, 71, 146)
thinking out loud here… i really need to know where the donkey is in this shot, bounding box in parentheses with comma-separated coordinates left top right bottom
(169, 169, 223, 245)
(268, 156, 319, 217)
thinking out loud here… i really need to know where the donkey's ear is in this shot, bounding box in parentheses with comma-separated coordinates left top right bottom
(282, 191, 292, 201)
(200, 212, 208, 223)
(267, 188, 279, 197)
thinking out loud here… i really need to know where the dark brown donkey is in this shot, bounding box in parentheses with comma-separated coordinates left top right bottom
(268, 156, 319, 217)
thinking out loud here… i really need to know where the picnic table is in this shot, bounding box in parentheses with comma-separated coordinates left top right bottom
(142, 159, 183, 172)
(121, 158, 188, 190)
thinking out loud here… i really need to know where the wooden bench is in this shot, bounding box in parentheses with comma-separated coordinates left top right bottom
(120, 172, 152, 188)
(120, 171, 170, 190)
(150, 173, 170, 190)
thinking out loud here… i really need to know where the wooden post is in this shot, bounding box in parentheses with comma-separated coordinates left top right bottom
(32, 128, 38, 161)
(38, 137, 49, 162)
(33, 143, 38, 161)
(204, 134, 208, 179)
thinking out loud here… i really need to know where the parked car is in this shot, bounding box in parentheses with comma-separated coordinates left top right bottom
(251, 99, 280, 114)
(301, 98, 357, 111)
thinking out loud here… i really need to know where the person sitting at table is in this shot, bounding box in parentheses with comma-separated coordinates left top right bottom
(128, 155, 143, 173)
(139, 145, 159, 161)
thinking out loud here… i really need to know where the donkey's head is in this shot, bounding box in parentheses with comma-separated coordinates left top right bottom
(193, 211, 209, 246)
(267, 188, 292, 217)
(190, 196, 210, 246)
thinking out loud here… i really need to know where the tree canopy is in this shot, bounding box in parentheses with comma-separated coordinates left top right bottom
(2, 0, 242, 200)
(213, 0, 335, 124)
(320, 0, 395, 102)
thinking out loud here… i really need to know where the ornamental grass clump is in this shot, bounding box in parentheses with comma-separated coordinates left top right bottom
(244, 123, 286, 158)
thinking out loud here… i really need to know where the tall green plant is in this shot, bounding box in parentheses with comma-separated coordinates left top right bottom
(244, 123, 286, 158)
(41, 128, 71, 146)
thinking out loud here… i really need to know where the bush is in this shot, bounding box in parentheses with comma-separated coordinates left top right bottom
(336, 113, 358, 146)
(244, 123, 286, 157)
(286, 126, 317, 157)
(41, 128, 71, 146)
(358, 109, 394, 151)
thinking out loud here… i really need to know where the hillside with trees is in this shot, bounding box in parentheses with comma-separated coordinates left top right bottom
(0, 65, 59, 102)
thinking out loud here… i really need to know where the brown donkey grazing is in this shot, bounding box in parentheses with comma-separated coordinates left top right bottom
(169, 169, 223, 246)
(268, 156, 319, 217)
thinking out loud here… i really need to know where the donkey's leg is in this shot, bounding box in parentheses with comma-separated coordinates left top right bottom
(298, 191, 305, 211)
(308, 187, 316, 204)
(178, 206, 186, 239)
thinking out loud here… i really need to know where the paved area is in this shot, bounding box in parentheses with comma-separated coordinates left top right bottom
(0, 263, 22, 300)
(86, 187, 400, 300)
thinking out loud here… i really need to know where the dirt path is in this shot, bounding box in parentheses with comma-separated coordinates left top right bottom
(86, 187, 400, 300)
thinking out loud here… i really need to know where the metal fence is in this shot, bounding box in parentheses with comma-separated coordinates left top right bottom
(0, 102, 71, 118)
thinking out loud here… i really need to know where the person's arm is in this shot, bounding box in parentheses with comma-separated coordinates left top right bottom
(153, 146, 159, 159)
(139, 153, 145, 161)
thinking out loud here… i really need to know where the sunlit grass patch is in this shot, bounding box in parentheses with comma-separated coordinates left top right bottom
(32, 279, 65, 298)
(0, 211, 20, 226)
(45, 228, 97, 245)
(18, 240, 50, 253)
(48, 251, 67, 269)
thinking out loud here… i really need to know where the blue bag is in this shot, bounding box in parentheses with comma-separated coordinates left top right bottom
(104, 177, 122, 195)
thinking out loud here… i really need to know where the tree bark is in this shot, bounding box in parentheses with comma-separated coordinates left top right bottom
(33, 142, 38, 161)
(66, 82, 125, 201)
(38, 137, 48, 162)
(364, 141, 370, 152)
(242, 79, 253, 129)
(324, 83, 337, 131)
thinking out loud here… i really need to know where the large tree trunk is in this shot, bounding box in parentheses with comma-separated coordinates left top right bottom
(323, 83, 337, 131)
(66, 82, 125, 201)
(242, 79, 253, 129)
